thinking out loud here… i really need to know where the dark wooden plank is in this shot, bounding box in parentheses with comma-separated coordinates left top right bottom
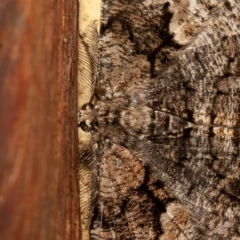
(0, 0, 80, 239)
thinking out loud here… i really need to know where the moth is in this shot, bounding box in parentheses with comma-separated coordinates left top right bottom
(78, 1, 240, 239)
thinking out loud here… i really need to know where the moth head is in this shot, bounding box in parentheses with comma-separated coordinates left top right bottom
(78, 103, 95, 132)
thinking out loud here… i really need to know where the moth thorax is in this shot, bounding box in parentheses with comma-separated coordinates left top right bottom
(96, 102, 120, 125)
(120, 107, 154, 135)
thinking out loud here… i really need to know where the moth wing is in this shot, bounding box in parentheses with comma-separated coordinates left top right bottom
(93, 1, 240, 239)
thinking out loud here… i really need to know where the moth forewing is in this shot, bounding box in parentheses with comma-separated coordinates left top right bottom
(79, 1, 240, 239)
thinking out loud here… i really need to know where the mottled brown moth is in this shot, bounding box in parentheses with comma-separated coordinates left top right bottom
(78, 1, 240, 239)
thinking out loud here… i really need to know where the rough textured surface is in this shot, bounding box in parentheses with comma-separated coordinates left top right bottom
(0, 0, 80, 239)
(79, 0, 240, 239)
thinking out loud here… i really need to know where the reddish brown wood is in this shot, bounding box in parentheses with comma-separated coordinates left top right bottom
(0, 0, 80, 239)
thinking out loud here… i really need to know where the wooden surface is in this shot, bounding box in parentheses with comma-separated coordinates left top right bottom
(0, 0, 80, 239)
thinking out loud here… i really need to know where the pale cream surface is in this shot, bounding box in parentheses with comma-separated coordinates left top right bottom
(79, 0, 101, 35)
(78, 0, 101, 239)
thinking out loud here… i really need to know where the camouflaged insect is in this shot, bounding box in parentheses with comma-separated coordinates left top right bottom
(78, 1, 240, 239)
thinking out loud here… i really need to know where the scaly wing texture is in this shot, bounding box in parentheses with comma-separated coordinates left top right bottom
(91, 0, 240, 239)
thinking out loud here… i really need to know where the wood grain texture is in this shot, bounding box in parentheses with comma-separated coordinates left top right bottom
(0, 0, 80, 239)
(78, 0, 240, 239)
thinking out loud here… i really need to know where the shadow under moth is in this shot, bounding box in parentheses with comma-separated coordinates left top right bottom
(78, 0, 240, 239)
